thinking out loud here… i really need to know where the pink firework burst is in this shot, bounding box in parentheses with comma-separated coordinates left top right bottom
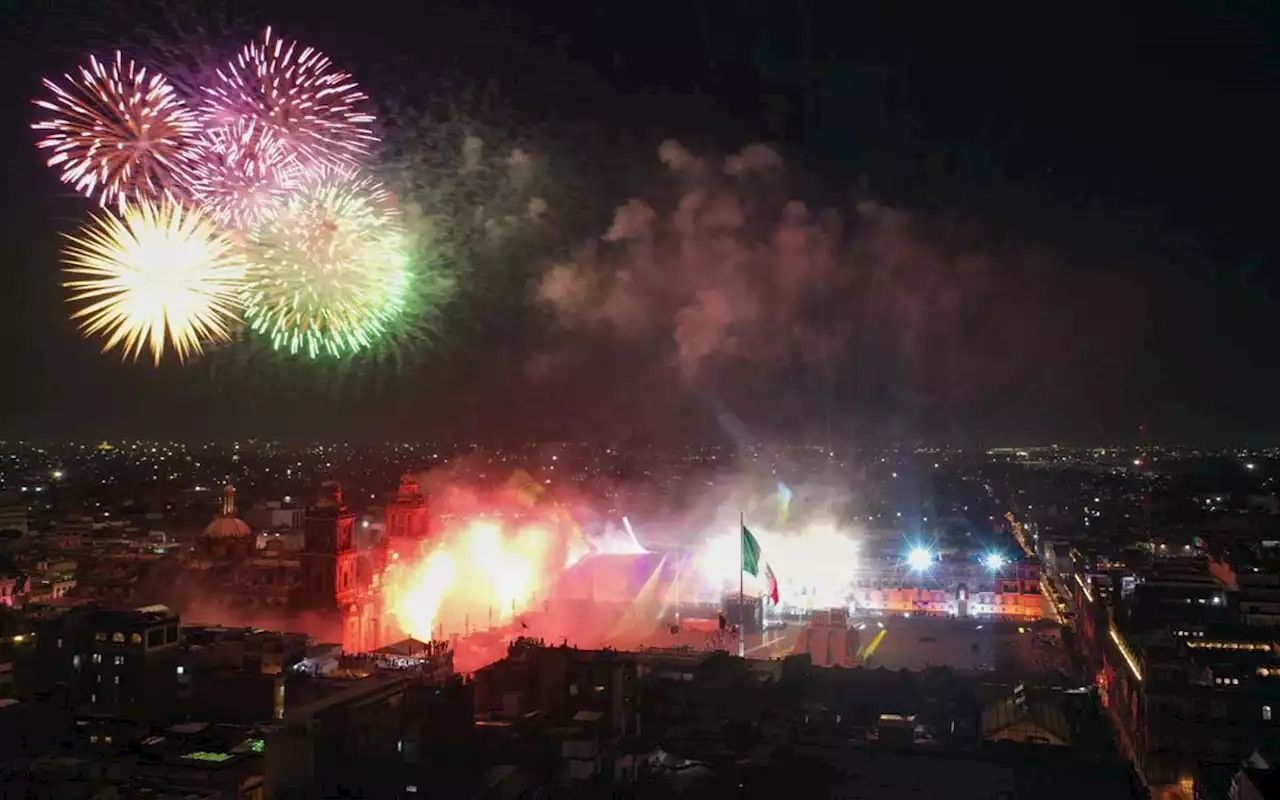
(200, 27, 378, 168)
(33, 52, 201, 213)
(183, 119, 310, 229)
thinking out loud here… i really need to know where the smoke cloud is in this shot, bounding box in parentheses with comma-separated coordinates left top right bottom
(537, 141, 845, 381)
(536, 140, 1145, 440)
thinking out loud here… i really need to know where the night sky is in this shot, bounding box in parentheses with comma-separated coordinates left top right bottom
(0, 2, 1275, 445)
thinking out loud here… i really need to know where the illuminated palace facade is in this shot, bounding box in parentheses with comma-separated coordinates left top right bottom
(838, 557, 1045, 619)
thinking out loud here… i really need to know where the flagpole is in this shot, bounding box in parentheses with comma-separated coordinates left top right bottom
(674, 551, 682, 628)
(739, 511, 745, 657)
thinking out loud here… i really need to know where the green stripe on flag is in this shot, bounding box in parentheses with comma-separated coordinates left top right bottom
(742, 525, 761, 577)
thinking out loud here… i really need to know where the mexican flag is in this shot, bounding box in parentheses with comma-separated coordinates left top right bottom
(742, 525, 780, 604)
(742, 524, 762, 577)
(764, 562, 780, 605)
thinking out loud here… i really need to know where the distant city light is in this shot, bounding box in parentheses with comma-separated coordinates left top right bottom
(51, 470, 63, 480)
(907, 546, 933, 571)
(1247, 463, 1257, 471)
(984, 552, 1007, 571)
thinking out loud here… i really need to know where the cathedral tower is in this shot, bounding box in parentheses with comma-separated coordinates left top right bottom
(386, 474, 429, 544)
(299, 481, 375, 651)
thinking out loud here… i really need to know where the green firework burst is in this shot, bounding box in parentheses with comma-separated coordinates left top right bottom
(240, 168, 413, 359)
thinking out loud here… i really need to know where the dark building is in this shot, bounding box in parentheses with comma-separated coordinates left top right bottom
(13, 603, 95, 698)
(1068, 551, 1280, 795)
(466, 641, 1138, 796)
(266, 672, 472, 799)
(0, 688, 75, 760)
(187, 668, 285, 725)
(81, 605, 180, 723)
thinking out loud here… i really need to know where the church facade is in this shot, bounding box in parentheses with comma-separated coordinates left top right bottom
(175, 478, 429, 654)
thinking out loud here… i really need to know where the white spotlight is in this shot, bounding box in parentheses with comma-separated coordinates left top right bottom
(907, 547, 933, 571)
(985, 553, 1007, 571)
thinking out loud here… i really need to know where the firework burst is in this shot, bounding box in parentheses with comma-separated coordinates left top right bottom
(201, 27, 377, 169)
(33, 52, 201, 213)
(62, 201, 248, 365)
(240, 168, 412, 359)
(182, 119, 308, 228)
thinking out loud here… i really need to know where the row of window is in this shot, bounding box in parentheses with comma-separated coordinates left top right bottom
(1186, 641, 1271, 652)
(94, 632, 140, 644)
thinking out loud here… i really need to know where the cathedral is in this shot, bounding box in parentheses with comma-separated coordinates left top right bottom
(171, 477, 431, 653)
(187, 483, 298, 615)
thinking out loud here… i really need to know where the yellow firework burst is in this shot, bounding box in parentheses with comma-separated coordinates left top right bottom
(62, 201, 248, 365)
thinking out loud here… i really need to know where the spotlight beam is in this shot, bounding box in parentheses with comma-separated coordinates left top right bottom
(907, 546, 933, 572)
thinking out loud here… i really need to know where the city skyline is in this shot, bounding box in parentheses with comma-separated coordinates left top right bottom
(0, 4, 1277, 796)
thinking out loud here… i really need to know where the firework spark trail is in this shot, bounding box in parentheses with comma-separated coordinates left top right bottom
(201, 27, 378, 169)
(240, 167, 412, 359)
(33, 52, 201, 213)
(183, 118, 309, 228)
(62, 200, 249, 366)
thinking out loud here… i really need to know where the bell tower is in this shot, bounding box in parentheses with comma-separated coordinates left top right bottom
(299, 481, 358, 607)
(386, 474, 429, 543)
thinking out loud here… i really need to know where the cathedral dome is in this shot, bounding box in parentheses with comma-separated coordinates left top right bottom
(203, 516, 252, 539)
(202, 484, 252, 539)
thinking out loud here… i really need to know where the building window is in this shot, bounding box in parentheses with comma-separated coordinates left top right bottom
(113, 656, 124, 666)
(56, 638, 63, 649)
(94, 632, 106, 642)
(176, 666, 184, 675)
(113, 676, 119, 685)
(1265, 705, 1273, 722)
(92, 653, 102, 664)
(111, 632, 124, 643)
(131, 633, 142, 644)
